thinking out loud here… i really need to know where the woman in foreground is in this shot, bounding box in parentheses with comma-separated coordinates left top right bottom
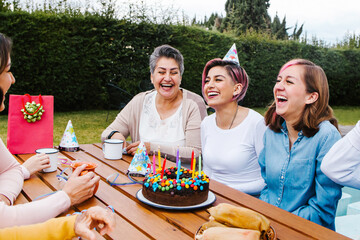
(258, 59, 342, 229)
(0, 32, 102, 230)
(0, 206, 115, 240)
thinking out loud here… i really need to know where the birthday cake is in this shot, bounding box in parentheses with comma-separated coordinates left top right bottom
(142, 167, 210, 206)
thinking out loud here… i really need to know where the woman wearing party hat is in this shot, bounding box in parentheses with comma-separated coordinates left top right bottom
(201, 44, 266, 196)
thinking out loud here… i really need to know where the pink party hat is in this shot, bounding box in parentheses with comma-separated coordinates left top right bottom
(223, 43, 240, 65)
(59, 120, 80, 152)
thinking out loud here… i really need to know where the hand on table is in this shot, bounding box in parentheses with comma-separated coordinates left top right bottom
(126, 141, 150, 155)
(22, 153, 50, 175)
(62, 164, 100, 206)
(74, 206, 115, 240)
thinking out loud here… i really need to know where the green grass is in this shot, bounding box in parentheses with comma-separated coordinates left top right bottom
(0, 110, 119, 146)
(252, 106, 360, 126)
(0, 107, 359, 145)
(252, 107, 267, 116)
(332, 106, 360, 125)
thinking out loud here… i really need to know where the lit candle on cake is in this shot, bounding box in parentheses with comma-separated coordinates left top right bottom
(152, 151, 156, 175)
(161, 155, 167, 179)
(176, 158, 181, 182)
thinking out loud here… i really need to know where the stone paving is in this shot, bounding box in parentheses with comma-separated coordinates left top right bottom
(338, 125, 355, 137)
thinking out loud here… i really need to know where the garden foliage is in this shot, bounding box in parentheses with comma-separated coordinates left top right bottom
(1, 11, 359, 111)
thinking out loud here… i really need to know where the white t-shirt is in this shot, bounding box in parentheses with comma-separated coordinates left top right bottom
(139, 91, 185, 149)
(201, 109, 266, 195)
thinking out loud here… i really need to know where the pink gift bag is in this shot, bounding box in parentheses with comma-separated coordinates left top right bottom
(7, 94, 54, 154)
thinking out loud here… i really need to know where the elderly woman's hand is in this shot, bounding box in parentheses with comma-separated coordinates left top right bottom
(22, 153, 50, 175)
(62, 164, 100, 206)
(126, 141, 150, 155)
(74, 206, 115, 240)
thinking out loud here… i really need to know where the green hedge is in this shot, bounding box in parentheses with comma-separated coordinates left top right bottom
(1, 11, 359, 111)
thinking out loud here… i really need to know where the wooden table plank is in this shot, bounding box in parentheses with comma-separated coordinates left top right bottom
(15, 154, 149, 240)
(96, 181, 192, 240)
(63, 148, 201, 239)
(13, 144, 351, 240)
(86, 143, 350, 240)
(13, 192, 29, 205)
(208, 175, 349, 239)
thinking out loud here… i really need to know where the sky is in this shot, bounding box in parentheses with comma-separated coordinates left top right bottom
(171, 0, 360, 44)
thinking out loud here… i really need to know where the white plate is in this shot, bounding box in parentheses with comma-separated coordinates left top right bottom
(136, 189, 216, 210)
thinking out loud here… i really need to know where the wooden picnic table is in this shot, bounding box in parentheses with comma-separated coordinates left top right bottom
(13, 143, 350, 240)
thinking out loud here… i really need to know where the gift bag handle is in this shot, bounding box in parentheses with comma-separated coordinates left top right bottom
(22, 94, 43, 115)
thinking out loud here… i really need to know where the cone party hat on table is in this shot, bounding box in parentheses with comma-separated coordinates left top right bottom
(128, 142, 151, 176)
(59, 120, 79, 152)
(223, 43, 240, 65)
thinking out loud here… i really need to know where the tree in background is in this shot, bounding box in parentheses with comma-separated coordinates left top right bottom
(220, 0, 271, 35)
(289, 22, 304, 40)
(336, 32, 360, 49)
(270, 13, 288, 40)
(192, 12, 223, 31)
(205, 12, 221, 30)
(192, 0, 303, 41)
(5, 0, 357, 47)
(0, 0, 11, 11)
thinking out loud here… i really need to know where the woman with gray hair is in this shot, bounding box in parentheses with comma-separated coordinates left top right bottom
(102, 45, 207, 163)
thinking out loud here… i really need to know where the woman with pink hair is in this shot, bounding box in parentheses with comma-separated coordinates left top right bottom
(201, 56, 266, 196)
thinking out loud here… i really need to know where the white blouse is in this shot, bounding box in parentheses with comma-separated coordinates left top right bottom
(139, 91, 185, 149)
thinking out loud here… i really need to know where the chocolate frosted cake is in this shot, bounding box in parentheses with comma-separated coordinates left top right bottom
(142, 167, 210, 206)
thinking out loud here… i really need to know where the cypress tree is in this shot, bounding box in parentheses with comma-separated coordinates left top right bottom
(221, 0, 271, 35)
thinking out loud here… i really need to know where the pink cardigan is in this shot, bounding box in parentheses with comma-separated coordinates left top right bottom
(0, 138, 23, 205)
(0, 138, 71, 228)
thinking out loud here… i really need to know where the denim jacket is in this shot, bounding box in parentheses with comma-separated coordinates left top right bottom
(259, 120, 342, 230)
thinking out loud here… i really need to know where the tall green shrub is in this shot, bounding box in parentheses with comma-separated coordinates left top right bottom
(0, 11, 359, 111)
